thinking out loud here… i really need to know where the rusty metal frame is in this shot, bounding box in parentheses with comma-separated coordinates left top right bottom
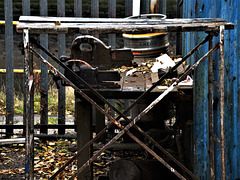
(219, 25, 226, 180)
(29, 37, 219, 180)
(21, 18, 230, 180)
(208, 25, 226, 180)
(48, 33, 213, 180)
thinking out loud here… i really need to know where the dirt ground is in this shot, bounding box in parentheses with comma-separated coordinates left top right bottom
(0, 138, 147, 179)
(0, 146, 25, 179)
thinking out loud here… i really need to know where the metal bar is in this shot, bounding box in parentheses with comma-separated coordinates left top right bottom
(208, 36, 215, 180)
(50, 34, 212, 179)
(23, 29, 34, 180)
(58, 0, 66, 135)
(31, 49, 187, 180)
(4, 0, 14, 137)
(219, 25, 226, 180)
(40, 0, 48, 134)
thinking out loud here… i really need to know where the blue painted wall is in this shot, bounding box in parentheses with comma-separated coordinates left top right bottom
(183, 0, 240, 179)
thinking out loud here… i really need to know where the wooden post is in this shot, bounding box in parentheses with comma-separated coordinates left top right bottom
(76, 99, 93, 180)
(40, 0, 49, 134)
(57, 0, 66, 135)
(125, 0, 133, 17)
(74, 0, 82, 17)
(4, 0, 14, 137)
(24, 29, 34, 180)
(108, 0, 116, 48)
(22, 0, 31, 136)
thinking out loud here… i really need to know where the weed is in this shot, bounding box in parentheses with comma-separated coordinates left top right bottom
(49, 117, 58, 124)
(0, 86, 75, 116)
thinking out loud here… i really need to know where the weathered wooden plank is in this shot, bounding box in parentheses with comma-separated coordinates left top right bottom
(91, 0, 99, 18)
(74, 0, 82, 17)
(76, 101, 93, 180)
(4, 0, 14, 136)
(22, 0, 30, 16)
(108, 0, 116, 48)
(57, 0, 66, 135)
(125, 0, 133, 17)
(16, 21, 234, 34)
(40, 0, 48, 134)
(141, 0, 150, 14)
(18, 16, 229, 24)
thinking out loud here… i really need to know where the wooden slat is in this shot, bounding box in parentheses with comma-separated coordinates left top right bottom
(57, 0, 66, 135)
(40, 0, 49, 134)
(16, 21, 234, 34)
(91, 0, 99, 18)
(5, 0, 14, 136)
(74, 0, 82, 17)
(125, 0, 133, 17)
(19, 16, 229, 24)
(108, 0, 116, 48)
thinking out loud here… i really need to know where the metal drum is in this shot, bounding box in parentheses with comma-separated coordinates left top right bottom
(123, 14, 169, 58)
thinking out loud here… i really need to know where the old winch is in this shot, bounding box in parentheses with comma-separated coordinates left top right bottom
(60, 35, 133, 89)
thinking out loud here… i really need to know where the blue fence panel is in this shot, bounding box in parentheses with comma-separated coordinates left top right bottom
(183, 0, 240, 179)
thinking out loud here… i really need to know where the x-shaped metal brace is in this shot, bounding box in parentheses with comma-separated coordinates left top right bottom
(29, 32, 219, 180)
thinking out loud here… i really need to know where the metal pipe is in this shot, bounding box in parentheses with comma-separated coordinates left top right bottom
(219, 25, 226, 180)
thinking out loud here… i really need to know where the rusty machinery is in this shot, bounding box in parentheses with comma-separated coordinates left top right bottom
(28, 34, 217, 180)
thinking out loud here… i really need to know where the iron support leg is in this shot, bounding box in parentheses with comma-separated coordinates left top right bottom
(208, 36, 215, 180)
(219, 25, 226, 180)
(24, 29, 34, 179)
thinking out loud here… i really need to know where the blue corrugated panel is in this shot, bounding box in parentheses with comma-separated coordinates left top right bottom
(183, 0, 240, 179)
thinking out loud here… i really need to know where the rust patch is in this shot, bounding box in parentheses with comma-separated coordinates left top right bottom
(195, 0, 198, 15)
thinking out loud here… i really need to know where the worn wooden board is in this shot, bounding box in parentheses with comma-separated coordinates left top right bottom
(16, 16, 234, 34)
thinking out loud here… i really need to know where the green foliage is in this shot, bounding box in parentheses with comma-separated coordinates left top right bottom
(48, 117, 58, 124)
(0, 87, 75, 116)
